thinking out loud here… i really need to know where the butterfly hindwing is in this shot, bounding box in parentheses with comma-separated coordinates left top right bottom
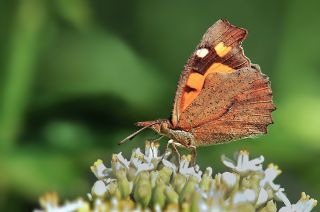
(179, 65, 274, 145)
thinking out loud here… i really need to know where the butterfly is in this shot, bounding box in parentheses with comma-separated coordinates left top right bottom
(119, 19, 275, 160)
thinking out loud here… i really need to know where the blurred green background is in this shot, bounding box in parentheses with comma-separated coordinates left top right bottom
(0, 0, 319, 210)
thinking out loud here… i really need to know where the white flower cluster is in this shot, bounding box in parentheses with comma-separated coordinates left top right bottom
(35, 141, 317, 212)
(220, 150, 317, 211)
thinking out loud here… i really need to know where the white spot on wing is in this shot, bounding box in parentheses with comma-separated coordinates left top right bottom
(196, 48, 209, 58)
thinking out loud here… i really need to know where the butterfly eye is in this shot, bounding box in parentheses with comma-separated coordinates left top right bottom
(196, 48, 209, 58)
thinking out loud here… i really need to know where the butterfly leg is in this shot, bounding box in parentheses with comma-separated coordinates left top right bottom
(190, 145, 197, 166)
(186, 120, 198, 165)
(165, 139, 182, 163)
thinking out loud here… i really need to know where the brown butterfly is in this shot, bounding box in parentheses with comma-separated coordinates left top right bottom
(120, 19, 275, 159)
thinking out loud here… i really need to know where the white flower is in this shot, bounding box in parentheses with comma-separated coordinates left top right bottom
(91, 180, 107, 196)
(36, 194, 87, 212)
(129, 149, 145, 170)
(136, 162, 154, 174)
(275, 188, 291, 207)
(260, 163, 282, 190)
(221, 150, 264, 174)
(221, 172, 238, 189)
(195, 185, 208, 199)
(110, 198, 119, 211)
(113, 152, 130, 169)
(279, 192, 318, 212)
(233, 189, 257, 204)
(162, 159, 177, 173)
(178, 155, 202, 181)
(126, 142, 168, 176)
(94, 198, 108, 211)
(205, 167, 213, 177)
(54, 199, 86, 212)
(129, 156, 143, 169)
(131, 148, 144, 159)
(143, 141, 162, 166)
(207, 183, 225, 201)
(90, 159, 111, 179)
(198, 199, 209, 211)
(256, 188, 269, 206)
(129, 146, 158, 175)
(154, 204, 162, 212)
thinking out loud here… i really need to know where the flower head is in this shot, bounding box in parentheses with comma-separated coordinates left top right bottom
(221, 149, 264, 174)
(35, 192, 88, 212)
(279, 192, 318, 212)
(35, 142, 317, 211)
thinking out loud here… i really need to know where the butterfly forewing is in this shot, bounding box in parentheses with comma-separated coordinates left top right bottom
(172, 19, 251, 127)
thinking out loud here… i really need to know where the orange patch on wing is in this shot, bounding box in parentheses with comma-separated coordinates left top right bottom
(181, 63, 235, 111)
(186, 72, 203, 90)
(206, 63, 234, 74)
(214, 42, 232, 57)
(182, 91, 199, 111)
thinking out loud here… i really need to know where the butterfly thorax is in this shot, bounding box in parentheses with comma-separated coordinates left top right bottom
(137, 120, 196, 148)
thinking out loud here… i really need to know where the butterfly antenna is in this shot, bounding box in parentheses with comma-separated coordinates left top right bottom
(118, 123, 155, 145)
